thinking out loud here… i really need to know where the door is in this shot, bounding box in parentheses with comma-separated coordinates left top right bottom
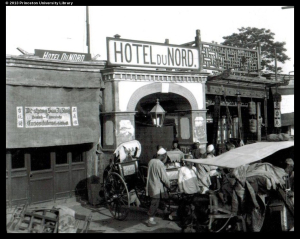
(135, 123, 174, 164)
(7, 149, 29, 206)
(54, 147, 71, 200)
(29, 148, 54, 204)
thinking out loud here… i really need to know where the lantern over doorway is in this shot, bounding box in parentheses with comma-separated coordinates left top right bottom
(149, 99, 166, 127)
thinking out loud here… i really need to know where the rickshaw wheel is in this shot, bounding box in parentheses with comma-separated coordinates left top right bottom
(104, 172, 130, 221)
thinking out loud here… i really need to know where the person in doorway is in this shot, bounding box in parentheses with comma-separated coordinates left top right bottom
(146, 147, 171, 227)
(191, 142, 200, 159)
(171, 140, 181, 151)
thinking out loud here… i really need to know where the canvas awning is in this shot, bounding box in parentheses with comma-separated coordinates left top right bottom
(183, 141, 294, 168)
(6, 64, 102, 149)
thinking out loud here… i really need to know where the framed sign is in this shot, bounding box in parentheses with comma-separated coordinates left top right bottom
(107, 37, 200, 70)
(19, 106, 79, 128)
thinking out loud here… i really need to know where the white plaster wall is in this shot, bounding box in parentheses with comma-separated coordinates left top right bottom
(118, 81, 152, 111)
(176, 83, 203, 109)
(281, 95, 294, 114)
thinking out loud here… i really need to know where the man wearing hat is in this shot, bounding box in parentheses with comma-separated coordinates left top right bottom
(205, 144, 221, 192)
(206, 144, 215, 159)
(284, 158, 294, 192)
(146, 147, 170, 227)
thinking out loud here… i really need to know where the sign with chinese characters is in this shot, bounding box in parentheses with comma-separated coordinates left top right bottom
(71, 107, 79, 126)
(274, 102, 281, 127)
(17, 106, 24, 128)
(107, 37, 200, 70)
(16, 106, 79, 128)
(34, 49, 91, 62)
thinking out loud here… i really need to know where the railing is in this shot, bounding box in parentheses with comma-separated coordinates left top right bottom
(200, 42, 260, 75)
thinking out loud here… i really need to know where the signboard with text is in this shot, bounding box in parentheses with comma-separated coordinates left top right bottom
(34, 49, 91, 62)
(107, 37, 200, 70)
(17, 106, 79, 128)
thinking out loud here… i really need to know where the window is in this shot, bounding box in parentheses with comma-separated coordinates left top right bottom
(72, 151, 83, 163)
(56, 147, 68, 165)
(31, 148, 51, 171)
(11, 149, 25, 169)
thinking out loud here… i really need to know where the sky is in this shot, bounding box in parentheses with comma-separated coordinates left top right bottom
(6, 6, 294, 74)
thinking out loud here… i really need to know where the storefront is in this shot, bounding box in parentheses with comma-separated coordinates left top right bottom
(99, 33, 209, 172)
(6, 54, 105, 206)
(7, 30, 292, 205)
(98, 30, 291, 174)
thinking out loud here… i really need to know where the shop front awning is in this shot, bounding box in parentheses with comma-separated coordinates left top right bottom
(183, 141, 294, 168)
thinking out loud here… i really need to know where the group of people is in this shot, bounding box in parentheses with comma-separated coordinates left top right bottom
(145, 139, 295, 229)
(145, 141, 221, 227)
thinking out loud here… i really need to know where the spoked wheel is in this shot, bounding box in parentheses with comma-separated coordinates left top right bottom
(104, 172, 130, 221)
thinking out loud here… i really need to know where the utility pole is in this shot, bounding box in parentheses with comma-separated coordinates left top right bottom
(86, 6, 91, 54)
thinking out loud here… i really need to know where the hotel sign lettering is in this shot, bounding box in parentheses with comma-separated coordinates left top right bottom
(17, 106, 79, 128)
(107, 38, 200, 70)
(35, 49, 91, 62)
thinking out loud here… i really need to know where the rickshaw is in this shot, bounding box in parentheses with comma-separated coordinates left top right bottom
(103, 140, 186, 221)
(182, 140, 294, 232)
(103, 140, 145, 221)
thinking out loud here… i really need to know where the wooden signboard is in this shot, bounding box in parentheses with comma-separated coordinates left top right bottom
(34, 49, 91, 62)
(106, 37, 200, 70)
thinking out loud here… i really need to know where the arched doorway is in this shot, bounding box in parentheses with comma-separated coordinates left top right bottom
(134, 93, 192, 164)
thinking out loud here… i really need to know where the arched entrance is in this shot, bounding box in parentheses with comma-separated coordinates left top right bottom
(134, 92, 192, 164)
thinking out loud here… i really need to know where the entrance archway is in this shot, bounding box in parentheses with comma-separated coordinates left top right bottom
(127, 82, 199, 112)
(134, 92, 192, 164)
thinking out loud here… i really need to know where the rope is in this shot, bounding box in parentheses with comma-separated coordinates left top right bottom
(215, 215, 234, 233)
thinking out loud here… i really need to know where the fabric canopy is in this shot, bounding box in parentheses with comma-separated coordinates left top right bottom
(183, 141, 294, 169)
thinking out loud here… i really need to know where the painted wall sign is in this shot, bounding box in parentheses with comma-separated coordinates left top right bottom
(116, 119, 134, 143)
(19, 106, 79, 128)
(34, 49, 91, 62)
(193, 116, 206, 142)
(107, 37, 200, 70)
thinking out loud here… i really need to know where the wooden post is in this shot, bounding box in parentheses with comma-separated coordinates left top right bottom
(264, 91, 268, 138)
(257, 102, 261, 141)
(237, 94, 244, 145)
(274, 48, 278, 82)
(86, 6, 91, 54)
(257, 42, 262, 77)
(195, 29, 203, 72)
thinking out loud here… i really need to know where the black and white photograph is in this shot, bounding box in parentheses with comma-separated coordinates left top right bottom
(6, 4, 294, 233)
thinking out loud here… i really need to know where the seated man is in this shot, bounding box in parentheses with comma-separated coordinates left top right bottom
(178, 161, 200, 195)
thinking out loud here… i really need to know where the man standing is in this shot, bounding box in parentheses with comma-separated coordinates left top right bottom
(146, 148, 170, 227)
(178, 161, 200, 195)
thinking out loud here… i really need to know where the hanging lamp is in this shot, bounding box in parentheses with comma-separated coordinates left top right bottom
(149, 99, 166, 127)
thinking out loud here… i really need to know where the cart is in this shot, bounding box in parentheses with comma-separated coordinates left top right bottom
(103, 140, 186, 221)
(182, 140, 294, 232)
(103, 140, 147, 221)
